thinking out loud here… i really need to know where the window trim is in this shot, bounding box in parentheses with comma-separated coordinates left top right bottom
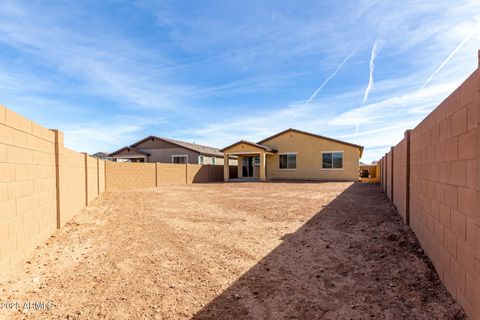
(321, 151, 344, 170)
(198, 155, 204, 164)
(278, 152, 297, 170)
(172, 155, 189, 164)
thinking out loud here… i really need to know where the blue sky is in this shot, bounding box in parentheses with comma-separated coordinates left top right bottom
(0, 1, 479, 163)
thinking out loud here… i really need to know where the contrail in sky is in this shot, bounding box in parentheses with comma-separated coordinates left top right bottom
(300, 46, 358, 109)
(355, 40, 381, 138)
(395, 22, 480, 116)
(362, 41, 380, 104)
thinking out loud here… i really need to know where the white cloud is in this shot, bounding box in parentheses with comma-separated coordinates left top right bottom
(62, 115, 168, 153)
(396, 21, 480, 116)
(329, 82, 459, 127)
(0, 1, 190, 111)
(1, 0, 480, 164)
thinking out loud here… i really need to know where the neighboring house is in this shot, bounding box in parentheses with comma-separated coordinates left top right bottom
(359, 162, 377, 178)
(359, 162, 380, 183)
(221, 128, 363, 181)
(92, 152, 112, 161)
(109, 136, 237, 165)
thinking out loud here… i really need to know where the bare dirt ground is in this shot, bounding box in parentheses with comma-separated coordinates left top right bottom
(0, 182, 465, 319)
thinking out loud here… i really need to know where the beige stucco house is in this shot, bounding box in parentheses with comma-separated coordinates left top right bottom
(221, 128, 363, 181)
(109, 136, 237, 165)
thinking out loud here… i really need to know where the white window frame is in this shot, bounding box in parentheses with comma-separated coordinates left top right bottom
(172, 155, 189, 164)
(321, 151, 344, 170)
(198, 155, 204, 164)
(278, 152, 297, 170)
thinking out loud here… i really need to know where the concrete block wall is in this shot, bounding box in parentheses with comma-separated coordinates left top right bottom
(98, 160, 106, 193)
(393, 136, 408, 223)
(105, 162, 236, 190)
(210, 165, 225, 181)
(379, 62, 480, 319)
(86, 155, 99, 204)
(0, 106, 57, 273)
(157, 163, 187, 185)
(383, 155, 388, 194)
(187, 164, 209, 183)
(386, 151, 392, 199)
(380, 158, 383, 189)
(105, 162, 156, 190)
(57, 145, 86, 227)
(0, 106, 106, 275)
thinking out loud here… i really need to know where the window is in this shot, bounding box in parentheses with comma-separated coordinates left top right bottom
(199, 155, 204, 164)
(279, 153, 296, 169)
(253, 156, 260, 165)
(212, 157, 216, 165)
(322, 152, 343, 169)
(172, 155, 188, 164)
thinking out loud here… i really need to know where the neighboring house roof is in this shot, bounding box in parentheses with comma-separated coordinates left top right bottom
(109, 146, 150, 157)
(257, 128, 364, 157)
(92, 152, 111, 159)
(220, 140, 278, 153)
(93, 152, 108, 157)
(130, 135, 224, 157)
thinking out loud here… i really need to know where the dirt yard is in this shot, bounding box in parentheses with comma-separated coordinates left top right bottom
(0, 182, 465, 319)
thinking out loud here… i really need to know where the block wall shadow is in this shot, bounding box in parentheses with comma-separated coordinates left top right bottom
(191, 183, 464, 319)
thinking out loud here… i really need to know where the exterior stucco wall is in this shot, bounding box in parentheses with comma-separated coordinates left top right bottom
(134, 137, 236, 165)
(141, 148, 200, 164)
(263, 131, 360, 181)
(199, 155, 234, 165)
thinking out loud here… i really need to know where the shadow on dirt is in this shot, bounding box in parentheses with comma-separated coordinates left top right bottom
(191, 183, 465, 320)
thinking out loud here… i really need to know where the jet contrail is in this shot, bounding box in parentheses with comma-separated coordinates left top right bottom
(300, 46, 358, 109)
(362, 41, 381, 104)
(356, 40, 382, 138)
(395, 22, 480, 116)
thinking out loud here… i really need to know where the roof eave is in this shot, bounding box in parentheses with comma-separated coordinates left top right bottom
(109, 146, 150, 157)
(221, 140, 277, 153)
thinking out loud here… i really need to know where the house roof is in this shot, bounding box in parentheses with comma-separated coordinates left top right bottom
(109, 146, 150, 157)
(257, 128, 364, 157)
(220, 140, 278, 153)
(130, 135, 224, 157)
(92, 152, 111, 158)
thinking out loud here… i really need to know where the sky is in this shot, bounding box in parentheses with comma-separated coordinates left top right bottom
(0, 1, 479, 163)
